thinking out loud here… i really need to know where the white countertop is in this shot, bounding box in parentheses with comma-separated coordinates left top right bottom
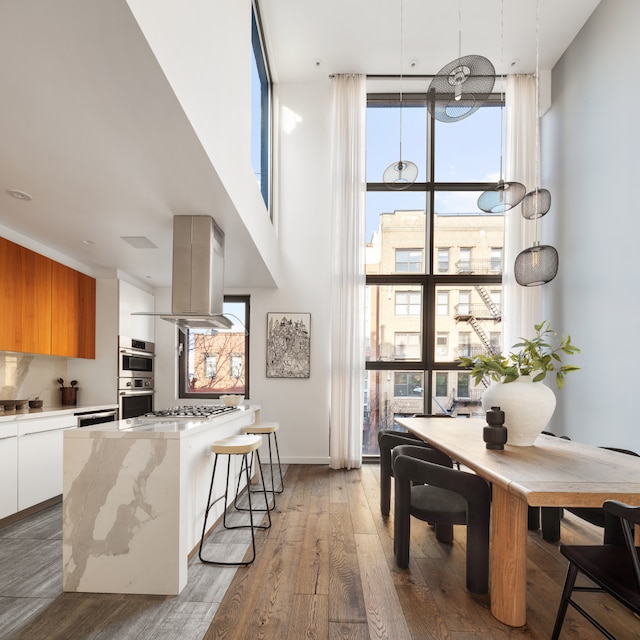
(0, 403, 118, 423)
(65, 405, 257, 440)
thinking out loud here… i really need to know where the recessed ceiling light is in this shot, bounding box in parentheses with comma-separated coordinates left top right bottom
(120, 236, 158, 249)
(82, 240, 94, 245)
(6, 189, 32, 201)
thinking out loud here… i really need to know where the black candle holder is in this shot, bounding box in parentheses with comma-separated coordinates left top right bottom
(483, 406, 507, 450)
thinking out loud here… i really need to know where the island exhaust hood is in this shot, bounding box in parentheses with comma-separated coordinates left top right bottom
(134, 215, 234, 333)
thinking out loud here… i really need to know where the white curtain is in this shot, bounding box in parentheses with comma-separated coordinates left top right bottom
(503, 74, 542, 350)
(329, 74, 366, 470)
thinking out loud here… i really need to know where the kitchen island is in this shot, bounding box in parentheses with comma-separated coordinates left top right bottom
(62, 405, 258, 596)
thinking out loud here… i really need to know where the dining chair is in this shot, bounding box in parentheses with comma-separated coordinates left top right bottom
(540, 445, 638, 544)
(392, 443, 491, 594)
(378, 416, 455, 515)
(551, 500, 640, 640)
(377, 424, 447, 516)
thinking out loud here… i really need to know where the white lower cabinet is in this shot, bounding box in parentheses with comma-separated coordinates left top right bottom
(18, 415, 76, 511)
(0, 425, 18, 519)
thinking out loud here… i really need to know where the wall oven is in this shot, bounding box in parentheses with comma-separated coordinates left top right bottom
(119, 336, 154, 378)
(118, 337, 154, 418)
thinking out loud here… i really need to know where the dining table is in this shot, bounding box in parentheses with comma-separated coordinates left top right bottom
(395, 416, 640, 627)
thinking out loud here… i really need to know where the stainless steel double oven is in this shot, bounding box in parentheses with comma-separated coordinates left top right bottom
(118, 336, 154, 419)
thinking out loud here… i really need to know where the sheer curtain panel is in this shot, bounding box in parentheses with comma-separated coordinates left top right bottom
(502, 74, 541, 350)
(329, 74, 366, 469)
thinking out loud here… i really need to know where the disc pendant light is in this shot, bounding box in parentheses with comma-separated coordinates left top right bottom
(383, 0, 418, 190)
(427, 1, 495, 123)
(477, 0, 525, 213)
(515, 0, 558, 286)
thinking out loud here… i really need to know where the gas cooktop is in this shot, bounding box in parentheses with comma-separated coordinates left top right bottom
(141, 405, 240, 420)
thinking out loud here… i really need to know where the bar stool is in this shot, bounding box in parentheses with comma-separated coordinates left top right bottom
(198, 433, 272, 566)
(243, 422, 284, 504)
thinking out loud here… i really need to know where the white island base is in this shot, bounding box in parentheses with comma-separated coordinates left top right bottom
(62, 406, 257, 595)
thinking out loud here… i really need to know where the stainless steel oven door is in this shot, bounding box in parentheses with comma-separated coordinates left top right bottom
(118, 337, 154, 378)
(119, 390, 154, 420)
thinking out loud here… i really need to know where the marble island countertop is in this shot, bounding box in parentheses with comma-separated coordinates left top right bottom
(63, 402, 259, 595)
(65, 405, 257, 439)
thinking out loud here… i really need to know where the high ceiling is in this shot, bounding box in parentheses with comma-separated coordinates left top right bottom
(0, 0, 601, 289)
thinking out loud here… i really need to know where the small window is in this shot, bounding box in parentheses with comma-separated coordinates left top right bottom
(395, 290, 421, 316)
(458, 290, 471, 316)
(490, 247, 502, 272)
(394, 332, 421, 360)
(436, 332, 448, 356)
(394, 372, 423, 397)
(437, 248, 450, 273)
(204, 355, 217, 379)
(458, 247, 472, 273)
(458, 372, 470, 398)
(437, 291, 449, 316)
(435, 372, 448, 397)
(179, 296, 250, 399)
(395, 249, 422, 273)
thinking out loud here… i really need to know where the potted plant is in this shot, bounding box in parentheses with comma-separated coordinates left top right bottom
(458, 321, 580, 446)
(58, 378, 79, 406)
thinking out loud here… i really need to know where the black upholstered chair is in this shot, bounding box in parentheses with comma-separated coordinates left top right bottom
(377, 416, 453, 516)
(378, 429, 432, 516)
(552, 500, 640, 639)
(392, 444, 491, 594)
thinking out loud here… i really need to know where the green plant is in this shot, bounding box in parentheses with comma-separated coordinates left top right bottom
(458, 321, 580, 389)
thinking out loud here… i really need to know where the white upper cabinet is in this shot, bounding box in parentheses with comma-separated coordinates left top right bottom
(119, 280, 154, 342)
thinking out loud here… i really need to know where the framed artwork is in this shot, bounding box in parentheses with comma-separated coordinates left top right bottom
(266, 312, 311, 378)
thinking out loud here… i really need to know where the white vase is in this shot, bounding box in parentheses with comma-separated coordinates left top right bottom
(481, 377, 556, 446)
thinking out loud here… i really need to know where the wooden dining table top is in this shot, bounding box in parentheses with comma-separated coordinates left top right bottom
(395, 417, 640, 508)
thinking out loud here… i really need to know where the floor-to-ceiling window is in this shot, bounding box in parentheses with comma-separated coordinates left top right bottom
(363, 91, 504, 455)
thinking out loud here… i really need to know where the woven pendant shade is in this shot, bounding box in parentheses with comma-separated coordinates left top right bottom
(427, 54, 496, 123)
(521, 187, 551, 219)
(514, 243, 559, 286)
(477, 180, 526, 213)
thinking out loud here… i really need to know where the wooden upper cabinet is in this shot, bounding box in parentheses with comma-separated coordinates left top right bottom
(51, 262, 96, 359)
(0, 237, 52, 354)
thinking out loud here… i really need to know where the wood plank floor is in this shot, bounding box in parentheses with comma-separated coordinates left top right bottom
(1, 464, 639, 639)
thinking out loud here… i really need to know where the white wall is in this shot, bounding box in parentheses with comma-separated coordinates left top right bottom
(544, 0, 640, 452)
(153, 81, 334, 464)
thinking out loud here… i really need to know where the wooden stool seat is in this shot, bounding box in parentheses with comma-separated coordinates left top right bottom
(212, 434, 262, 455)
(243, 422, 279, 435)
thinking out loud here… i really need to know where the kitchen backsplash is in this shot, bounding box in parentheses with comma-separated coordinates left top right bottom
(0, 352, 67, 407)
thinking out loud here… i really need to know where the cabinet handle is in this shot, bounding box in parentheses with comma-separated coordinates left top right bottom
(0, 434, 18, 441)
(21, 425, 76, 436)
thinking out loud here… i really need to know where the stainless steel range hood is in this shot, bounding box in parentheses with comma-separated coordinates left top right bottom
(134, 215, 233, 333)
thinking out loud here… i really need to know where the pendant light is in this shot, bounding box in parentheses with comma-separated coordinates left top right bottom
(477, 0, 526, 213)
(427, 1, 495, 123)
(515, 0, 559, 286)
(383, 0, 418, 190)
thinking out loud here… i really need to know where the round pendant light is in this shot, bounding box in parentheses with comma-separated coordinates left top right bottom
(514, 242, 559, 287)
(383, 159, 419, 190)
(478, 179, 527, 213)
(427, 54, 496, 123)
(521, 187, 551, 219)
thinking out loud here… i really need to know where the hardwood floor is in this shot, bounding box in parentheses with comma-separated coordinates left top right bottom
(1, 464, 639, 639)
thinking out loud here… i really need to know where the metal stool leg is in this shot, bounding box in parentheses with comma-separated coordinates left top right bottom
(199, 449, 271, 566)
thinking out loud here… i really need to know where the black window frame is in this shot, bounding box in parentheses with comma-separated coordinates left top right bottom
(178, 295, 250, 400)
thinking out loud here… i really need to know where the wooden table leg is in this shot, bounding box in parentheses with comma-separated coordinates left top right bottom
(490, 485, 528, 626)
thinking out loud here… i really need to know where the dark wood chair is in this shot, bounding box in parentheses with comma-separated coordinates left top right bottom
(552, 500, 640, 639)
(392, 444, 491, 594)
